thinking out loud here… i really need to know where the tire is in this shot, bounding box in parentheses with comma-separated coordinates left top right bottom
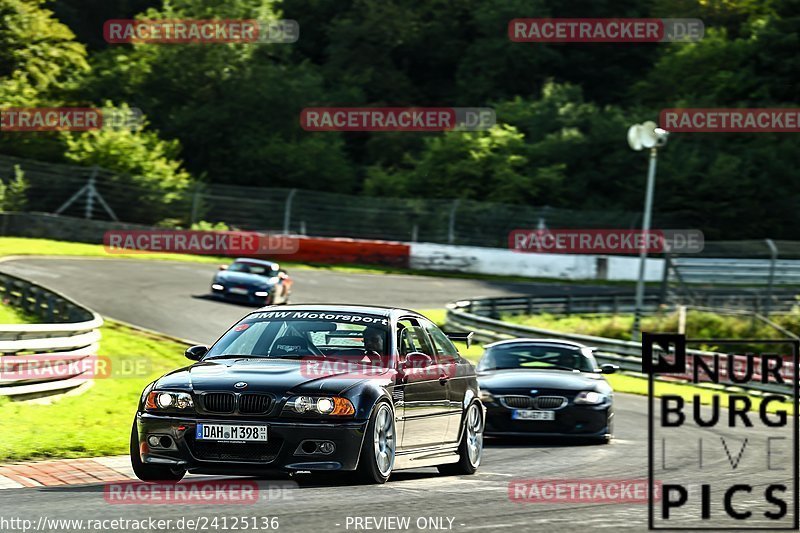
(438, 402, 483, 475)
(356, 402, 395, 484)
(130, 419, 185, 482)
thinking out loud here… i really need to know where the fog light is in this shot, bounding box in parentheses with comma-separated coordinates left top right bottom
(147, 435, 160, 447)
(319, 442, 335, 454)
(159, 436, 173, 448)
(211, 284, 224, 291)
(254, 291, 270, 297)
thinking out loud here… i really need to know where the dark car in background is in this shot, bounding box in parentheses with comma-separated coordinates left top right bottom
(477, 339, 616, 443)
(131, 305, 484, 484)
(211, 258, 292, 305)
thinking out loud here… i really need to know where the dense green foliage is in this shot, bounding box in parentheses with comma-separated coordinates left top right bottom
(0, 0, 798, 235)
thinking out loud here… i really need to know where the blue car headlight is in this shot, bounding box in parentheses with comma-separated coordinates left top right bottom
(574, 391, 607, 405)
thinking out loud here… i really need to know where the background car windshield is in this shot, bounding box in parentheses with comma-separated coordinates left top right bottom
(227, 262, 276, 276)
(478, 345, 595, 372)
(205, 316, 391, 363)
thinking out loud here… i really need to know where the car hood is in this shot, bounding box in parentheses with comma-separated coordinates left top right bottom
(477, 368, 605, 392)
(215, 271, 272, 286)
(155, 358, 395, 396)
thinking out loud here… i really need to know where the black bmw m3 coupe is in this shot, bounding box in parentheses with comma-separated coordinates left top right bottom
(131, 305, 484, 483)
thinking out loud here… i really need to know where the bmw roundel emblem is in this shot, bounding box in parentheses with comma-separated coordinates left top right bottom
(530, 389, 538, 395)
(234, 382, 248, 389)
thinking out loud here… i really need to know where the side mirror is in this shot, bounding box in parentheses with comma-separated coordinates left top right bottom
(185, 345, 208, 361)
(599, 364, 619, 374)
(218, 265, 228, 271)
(403, 352, 433, 369)
(445, 331, 473, 349)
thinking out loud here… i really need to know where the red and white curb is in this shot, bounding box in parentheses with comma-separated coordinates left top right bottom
(0, 456, 135, 489)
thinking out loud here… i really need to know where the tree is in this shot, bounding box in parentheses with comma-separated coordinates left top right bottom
(0, 165, 29, 211)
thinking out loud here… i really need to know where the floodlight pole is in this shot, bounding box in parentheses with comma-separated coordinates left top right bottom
(631, 147, 658, 341)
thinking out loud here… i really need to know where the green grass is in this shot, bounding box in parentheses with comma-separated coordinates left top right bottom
(0, 301, 39, 324)
(504, 309, 800, 344)
(0, 321, 188, 461)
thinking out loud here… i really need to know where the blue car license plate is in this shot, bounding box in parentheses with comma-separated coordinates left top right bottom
(512, 410, 554, 421)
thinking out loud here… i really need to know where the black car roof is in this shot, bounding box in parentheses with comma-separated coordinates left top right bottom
(484, 338, 590, 350)
(249, 304, 423, 320)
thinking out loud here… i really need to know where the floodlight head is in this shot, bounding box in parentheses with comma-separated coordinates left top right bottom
(653, 127, 669, 147)
(627, 125, 643, 151)
(628, 121, 669, 151)
(640, 121, 659, 148)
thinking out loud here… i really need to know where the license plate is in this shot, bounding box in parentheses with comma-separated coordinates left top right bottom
(196, 424, 268, 442)
(512, 410, 555, 421)
(229, 287, 249, 295)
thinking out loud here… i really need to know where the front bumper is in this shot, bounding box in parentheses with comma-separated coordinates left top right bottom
(136, 413, 368, 474)
(210, 285, 272, 305)
(483, 402, 612, 438)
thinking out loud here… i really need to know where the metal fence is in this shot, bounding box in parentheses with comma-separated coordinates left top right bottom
(0, 271, 103, 398)
(0, 154, 683, 248)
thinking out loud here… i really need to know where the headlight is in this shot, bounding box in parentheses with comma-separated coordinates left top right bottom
(285, 396, 355, 416)
(146, 391, 194, 410)
(574, 391, 605, 405)
(479, 390, 495, 403)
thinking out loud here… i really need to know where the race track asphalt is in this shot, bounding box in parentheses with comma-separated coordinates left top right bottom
(0, 257, 624, 344)
(0, 257, 790, 532)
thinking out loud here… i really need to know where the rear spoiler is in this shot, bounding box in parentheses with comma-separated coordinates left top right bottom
(445, 331, 474, 349)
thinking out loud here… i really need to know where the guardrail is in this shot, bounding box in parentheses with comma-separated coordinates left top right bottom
(446, 297, 793, 395)
(463, 291, 799, 320)
(0, 271, 102, 398)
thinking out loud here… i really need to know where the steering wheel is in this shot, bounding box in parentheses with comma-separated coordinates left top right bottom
(362, 350, 384, 367)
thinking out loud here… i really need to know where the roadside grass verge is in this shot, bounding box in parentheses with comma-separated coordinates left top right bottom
(0, 301, 39, 323)
(503, 309, 800, 342)
(0, 321, 188, 462)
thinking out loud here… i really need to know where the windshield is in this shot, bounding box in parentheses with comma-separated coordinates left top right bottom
(478, 345, 596, 372)
(204, 310, 392, 365)
(227, 262, 278, 276)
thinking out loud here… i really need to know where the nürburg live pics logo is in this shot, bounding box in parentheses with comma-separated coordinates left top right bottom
(644, 333, 799, 530)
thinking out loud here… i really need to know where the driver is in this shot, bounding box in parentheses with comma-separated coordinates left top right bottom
(363, 327, 385, 355)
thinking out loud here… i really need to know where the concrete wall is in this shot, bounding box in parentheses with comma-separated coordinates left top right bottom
(409, 242, 664, 281)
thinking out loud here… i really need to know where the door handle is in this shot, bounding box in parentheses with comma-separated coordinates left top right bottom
(438, 374, 449, 385)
